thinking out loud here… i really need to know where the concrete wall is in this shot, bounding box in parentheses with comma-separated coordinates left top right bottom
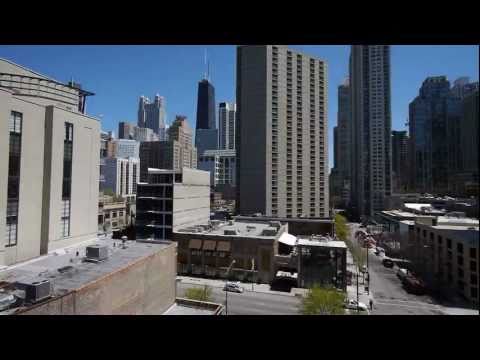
(1, 90, 46, 265)
(18, 243, 177, 315)
(173, 168, 210, 230)
(1, 88, 100, 266)
(43, 106, 100, 252)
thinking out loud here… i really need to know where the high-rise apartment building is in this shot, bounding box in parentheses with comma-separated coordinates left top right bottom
(139, 116, 197, 181)
(195, 78, 217, 157)
(337, 79, 352, 206)
(236, 45, 329, 218)
(218, 102, 236, 150)
(133, 126, 159, 142)
(0, 58, 99, 266)
(350, 45, 392, 219)
(198, 149, 237, 188)
(113, 139, 140, 159)
(103, 157, 140, 201)
(392, 130, 409, 193)
(138, 95, 167, 140)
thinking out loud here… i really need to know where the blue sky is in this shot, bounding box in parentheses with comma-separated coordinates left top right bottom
(1, 45, 478, 169)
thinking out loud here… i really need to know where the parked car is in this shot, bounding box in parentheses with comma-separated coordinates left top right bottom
(396, 268, 409, 282)
(344, 299, 368, 312)
(382, 258, 394, 268)
(223, 282, 244, 293)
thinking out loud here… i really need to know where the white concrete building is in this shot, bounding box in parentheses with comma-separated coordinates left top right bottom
(218, 102, 236, 150)
(114, 139, 140, 159)
(0, 58, 100, 267)
(134, 126, 159, 142)
(198, 149, 236, 187)
(136, 168, 210, 240)
(104, 157, 140, 201)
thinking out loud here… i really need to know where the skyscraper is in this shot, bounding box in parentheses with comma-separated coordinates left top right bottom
(139, 115, 197, 181)
(137, 95, 167, 140)
(236, 45, 329, 218)
(218, 102, 236, 150)
(118, 121, 135, 139)
(408, 76, 466, 195)
(195, 76, 218, 157)
(337, 78, 352, 206)
(350, 45, 392, 219)
(391, 130, 409, 193)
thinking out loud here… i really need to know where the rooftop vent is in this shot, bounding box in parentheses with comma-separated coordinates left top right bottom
(85, 244, 109, 262)
(15, 279, 52, 304)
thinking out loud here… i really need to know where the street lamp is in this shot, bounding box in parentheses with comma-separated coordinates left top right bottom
(225, 259, 236, 315)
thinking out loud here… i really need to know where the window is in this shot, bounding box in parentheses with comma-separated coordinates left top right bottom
(61, 122, 73, 237)
(471, 261, 477, 272)
(458, 268, 464, 278)
(470, 248, 477, 259)
(458, 256, 464, 266)
(471, 274, 478, 285)
(6, 111, 23, 247)
(447, 238, 452, 249)
(471, 288, 478, 299)
(457, 243, 463, 253)
(119, 211, 124, 217)
(437, 235, 442, 244)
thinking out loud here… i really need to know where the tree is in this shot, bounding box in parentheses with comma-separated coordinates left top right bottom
(300, 285, 346, 315)
(335, 214, 348, 241)
(336, 213, 366, 268)
(184, 286, 213, 302)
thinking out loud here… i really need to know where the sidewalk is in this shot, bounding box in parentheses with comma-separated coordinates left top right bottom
(345, 244, 374, 313)
(177, 276, 300, 297)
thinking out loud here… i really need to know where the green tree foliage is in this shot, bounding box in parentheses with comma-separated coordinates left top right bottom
(184, 286, 213, 302)
(300, 285, 346, 315)
(335, 214, 365, 268)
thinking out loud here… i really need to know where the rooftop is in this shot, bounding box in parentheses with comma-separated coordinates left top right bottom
(0, 236, 174, 308)
(176, 221, 281, 238)
(163, 298, 224, 315)
(296, 236, 347, 249)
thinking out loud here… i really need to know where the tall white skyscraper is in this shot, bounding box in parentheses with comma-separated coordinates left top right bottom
(350, 45, 392, 219)
(236, 45, 329, 218)
(218, 102, 236, 150)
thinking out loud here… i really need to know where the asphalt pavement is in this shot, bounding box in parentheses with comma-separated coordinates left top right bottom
(348, 223, 478, 315)
(177, 281, 302, 315)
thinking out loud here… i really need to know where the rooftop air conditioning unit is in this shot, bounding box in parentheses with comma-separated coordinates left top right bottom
(15, 279, 52, 304)
(85, 244, 109, 262)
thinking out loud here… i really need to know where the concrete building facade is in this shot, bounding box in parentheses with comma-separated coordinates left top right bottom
(103, 157, 140, 201)
(198, 149, 236, 188)
(113, 139, 140, 159)
(139, 116, 197, 182)
(0, 58, 99, 267)
(136, 168, 210, 241)
(118, 121, 135, 139)
(218, 102, 236, 150)
(392, 130, 409, 193)
(236, 45, 329, 218)
(138, 95, 167, 140)
(350, 45, 392, 219)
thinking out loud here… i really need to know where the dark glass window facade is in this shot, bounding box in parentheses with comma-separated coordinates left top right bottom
(61, 122, 73, 237)
(6, 111, 22, 246)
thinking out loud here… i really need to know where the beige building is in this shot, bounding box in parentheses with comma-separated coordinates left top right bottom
(0, 58, 100, 267)
(136, 168, 210, 241)
(236, 45, 329, 218)
(140, 116, 197, 182)
(410, 216, 479, 305)
(98, 196, 127, 233)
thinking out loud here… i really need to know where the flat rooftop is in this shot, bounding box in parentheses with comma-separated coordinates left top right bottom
(297, 237, 347, 249)
(235, 216, 334, 224)
(163, 299, 223, 315)
(176, 221, 280, 238)
(0, 237, 174, 296)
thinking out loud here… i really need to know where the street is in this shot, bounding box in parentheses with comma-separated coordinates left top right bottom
(176, 279, 302, 315)
(348, 223, 477, 315)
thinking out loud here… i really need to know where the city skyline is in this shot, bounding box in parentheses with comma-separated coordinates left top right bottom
(0, 45, 477, 169)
